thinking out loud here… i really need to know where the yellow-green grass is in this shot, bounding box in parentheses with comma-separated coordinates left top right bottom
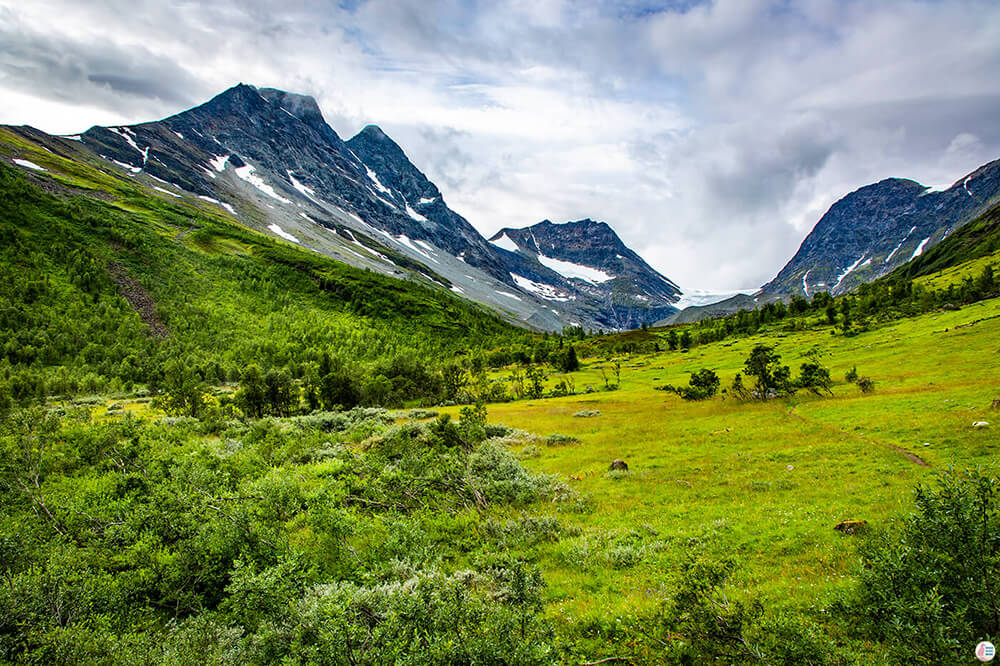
(444, 298, 1000, 627)
(914, 248, 1000, 290)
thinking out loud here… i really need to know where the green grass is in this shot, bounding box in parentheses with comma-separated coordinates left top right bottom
(442, 297, 1000, 632)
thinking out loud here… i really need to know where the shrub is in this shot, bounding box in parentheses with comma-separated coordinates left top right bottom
(856, 376, 875, 393)
(797, 362, 832, 395)
(573, 409, 601, 418)
(660, 368, 721, 400)
(846, 468, 1000, 663)
(545, 433, 580, 446)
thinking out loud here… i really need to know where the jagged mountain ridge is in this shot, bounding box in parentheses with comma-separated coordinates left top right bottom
(78, 83, 511, 284)
(489, 219, 680, 329)
(49, 83, 684, 331)
(764, 159, 1000, 296)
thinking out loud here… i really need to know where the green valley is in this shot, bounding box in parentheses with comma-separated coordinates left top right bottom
(3, 95, 1000, 666)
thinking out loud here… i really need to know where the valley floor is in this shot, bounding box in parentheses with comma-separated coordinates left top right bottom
(444, 298, 1000, 641)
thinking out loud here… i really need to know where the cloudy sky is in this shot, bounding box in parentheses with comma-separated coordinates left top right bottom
(2, 0, 999, 291)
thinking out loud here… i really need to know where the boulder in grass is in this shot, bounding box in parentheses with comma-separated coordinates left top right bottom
(973, 421, 990, 428)
(609, 459, 628, 471)
(834, 519, 869, 535)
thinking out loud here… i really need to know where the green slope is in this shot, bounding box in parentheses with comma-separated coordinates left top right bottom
(0, 134, 527, 406)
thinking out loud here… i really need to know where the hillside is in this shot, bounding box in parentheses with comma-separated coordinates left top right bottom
(0, 133, 527, 409)
(3, 84, 686, 332)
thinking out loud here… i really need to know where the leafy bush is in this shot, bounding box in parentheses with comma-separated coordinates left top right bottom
(796, 362, 832, 395)
(856, 376, 875, 393)
(846, 468, 1000, 663)
(658, 368, 720, 400)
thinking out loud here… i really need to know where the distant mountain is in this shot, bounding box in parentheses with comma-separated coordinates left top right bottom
(489, 219, 681, 330)
(891, 198, 1000, 282)
(22, 83, 681, 331)
(654, 292, 787, 327)
(763, 159, 1000, 296)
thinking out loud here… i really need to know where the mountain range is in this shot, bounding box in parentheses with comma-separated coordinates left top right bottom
(6, 82, 1000, 331)
(9, 83, 680, 332)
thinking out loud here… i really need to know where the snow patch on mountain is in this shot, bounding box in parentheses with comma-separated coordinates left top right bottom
(911, 237, 931, 260)
(364, 165, 391, 195)
(396, 235, 432, 260)
(197, 195, 236, 215)
(209, 155, 229, 172)
(489, 233, 519, 253)
(235, 164, 291, 204)
(12, 158, 46, 171)
(286, 170, 316, 199)
(268, 223, 299, 243)
(511, 274, 573, 302)
(885, 226, 917, 263)
(153, 186, 182, 198)
(108, 127, 143, 156)
(834, 255, 868, 290)
(536, 254, 613, 283)
(405, 204, 428, 223)
(109, 157, 141, 174)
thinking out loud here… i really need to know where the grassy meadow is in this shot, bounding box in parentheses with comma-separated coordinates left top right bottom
(440, 297, 1000, 638)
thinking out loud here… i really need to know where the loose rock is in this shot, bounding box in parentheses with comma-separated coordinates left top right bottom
(834, 520, 869, 535)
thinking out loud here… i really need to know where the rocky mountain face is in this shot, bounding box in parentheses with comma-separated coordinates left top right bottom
(764, 159, 1000, 296)
(46, 83, 680, 331)
(489, 219, 680, 329)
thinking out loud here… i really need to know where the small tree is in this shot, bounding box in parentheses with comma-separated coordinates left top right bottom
(264, 368, 296, 416)
(729, 372, 753, 401)
(159, 358, 206, 417)
(236, 364, 267, 417)
(660, 368, 720, 401)
(554, 345, 579, 373)
(508, 367, 525, 399)
(525, 366, 546, 399)
(458, 400, 488, 442)
(440, 363, 468, 402)
(742, 345, 793, 398)
(797, 362, 832, 395)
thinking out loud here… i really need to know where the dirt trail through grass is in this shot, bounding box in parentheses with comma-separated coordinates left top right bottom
(787, 405, 930, 467)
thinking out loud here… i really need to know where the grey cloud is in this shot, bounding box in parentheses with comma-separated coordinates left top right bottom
(0, 10, 206, 115)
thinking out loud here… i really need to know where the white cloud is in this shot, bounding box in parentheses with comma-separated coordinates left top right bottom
(1, 0, 999, 291)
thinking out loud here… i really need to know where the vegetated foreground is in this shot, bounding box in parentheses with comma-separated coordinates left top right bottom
(4, 297, 999, 663)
